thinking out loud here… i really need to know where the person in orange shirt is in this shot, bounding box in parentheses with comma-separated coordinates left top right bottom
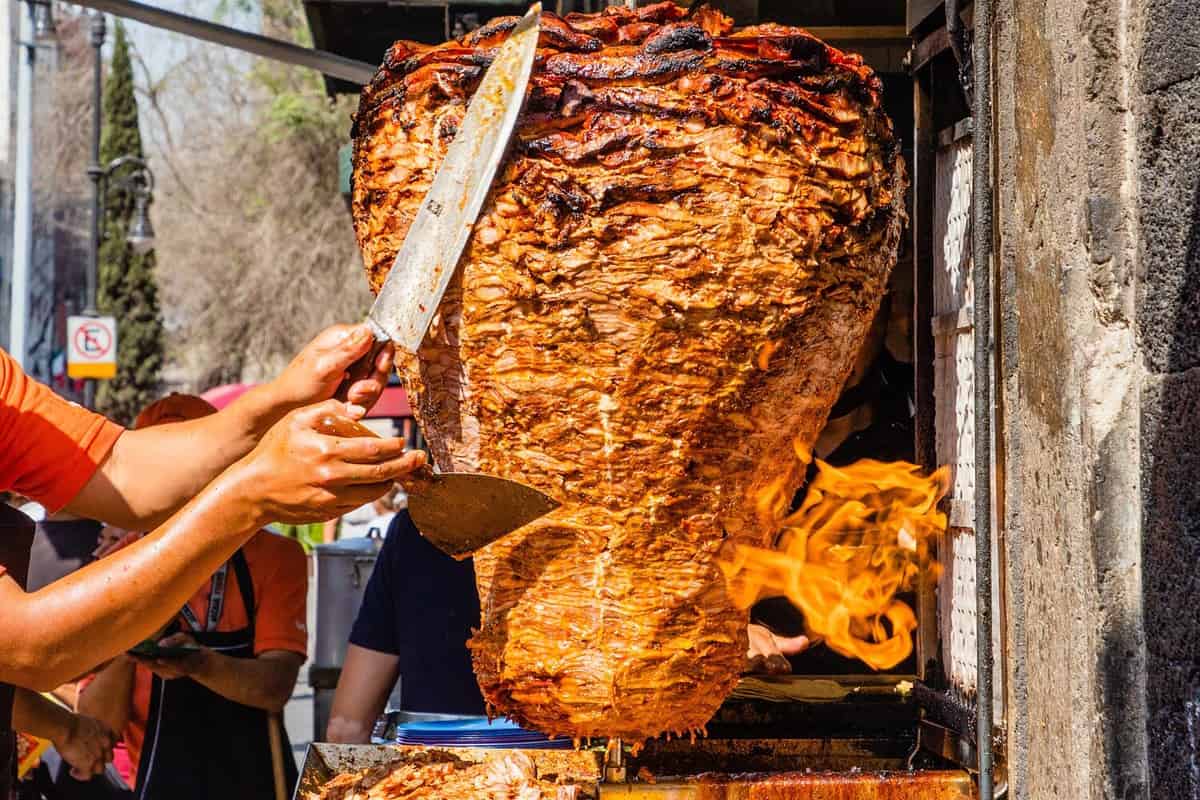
(79, 395, 309, 800)
(0, 325, 426, 799)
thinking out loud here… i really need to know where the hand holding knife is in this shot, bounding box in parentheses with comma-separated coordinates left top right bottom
(332, 4, 559, 556)
(338, 2, 542, 400)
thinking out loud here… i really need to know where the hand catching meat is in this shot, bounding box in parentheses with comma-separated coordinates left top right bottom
(745, 624, 815, 675)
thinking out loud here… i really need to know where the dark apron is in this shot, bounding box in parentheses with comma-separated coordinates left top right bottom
(0, 505, 35, 800)
(133, 551, 297, 800)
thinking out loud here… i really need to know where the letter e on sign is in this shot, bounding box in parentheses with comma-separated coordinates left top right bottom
(67, 316, 118, 380)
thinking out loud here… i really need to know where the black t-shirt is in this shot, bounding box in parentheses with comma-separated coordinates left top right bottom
(27, 519, 101, 591)
(348, 510, 485, 715)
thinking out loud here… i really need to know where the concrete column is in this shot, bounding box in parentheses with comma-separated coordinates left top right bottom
(9, 1, 33, 369)
(994, 0, 1149, 795)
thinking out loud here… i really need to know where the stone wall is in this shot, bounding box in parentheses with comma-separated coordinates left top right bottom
(994, 0, 1149, 795)
(1137, 0, 1200, 794)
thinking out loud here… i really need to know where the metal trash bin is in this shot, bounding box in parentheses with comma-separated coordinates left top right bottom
(310, 531, 386, 740)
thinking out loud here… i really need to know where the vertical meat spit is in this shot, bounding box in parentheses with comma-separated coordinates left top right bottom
(604, 739, 626, 783)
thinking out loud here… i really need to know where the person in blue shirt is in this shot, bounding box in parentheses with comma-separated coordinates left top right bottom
(326, 510, 483, 742)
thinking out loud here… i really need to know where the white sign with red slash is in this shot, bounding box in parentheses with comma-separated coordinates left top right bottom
(67, 316, 118, 380)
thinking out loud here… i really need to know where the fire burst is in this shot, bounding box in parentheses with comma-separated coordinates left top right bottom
(719, 457, 951, 671)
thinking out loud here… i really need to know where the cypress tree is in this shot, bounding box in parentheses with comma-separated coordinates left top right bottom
(95, 21, 164, 424)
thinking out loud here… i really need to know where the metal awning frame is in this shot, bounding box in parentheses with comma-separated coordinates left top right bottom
(68, 0, 377, 84)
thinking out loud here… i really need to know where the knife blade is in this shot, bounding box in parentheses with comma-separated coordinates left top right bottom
(402, 467, 561, 559)
(365, 2, 542, 354)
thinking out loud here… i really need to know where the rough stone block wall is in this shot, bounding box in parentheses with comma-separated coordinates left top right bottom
(996, 0, 1148, 796)
(1138, 2, 1200, 793)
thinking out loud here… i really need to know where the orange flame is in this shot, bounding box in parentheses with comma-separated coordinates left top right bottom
(719, 457, 950, 671)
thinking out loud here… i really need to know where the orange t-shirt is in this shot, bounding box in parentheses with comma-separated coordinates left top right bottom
(0, 348, 123, 575)
(84, 529, 308, 774)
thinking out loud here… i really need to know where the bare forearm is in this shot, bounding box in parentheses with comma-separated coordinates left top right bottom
(70, 386, 289, 530)
(326, 646, 399, 743)
(62, 324, 396, 531)
(19, 689, 116, 779)
(12, 689, 71, 740)
(1, 468, 266, 690)
(75, 658, 135, 734)
(190, 653, 301, 712)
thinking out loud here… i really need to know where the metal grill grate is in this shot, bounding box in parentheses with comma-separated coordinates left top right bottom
(933, 137, 979, 701)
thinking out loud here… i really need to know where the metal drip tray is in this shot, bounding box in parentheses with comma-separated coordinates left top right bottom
(598, 771, 975, 799)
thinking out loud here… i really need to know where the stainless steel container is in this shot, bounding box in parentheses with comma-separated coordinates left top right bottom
(310, 532, 385, 739)
(312, 534, 382, 669)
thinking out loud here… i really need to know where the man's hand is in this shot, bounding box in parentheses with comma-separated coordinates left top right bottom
(69, 324, 395, 535)
(745, 623, 815, 675)
(229, 400, 427, 525)
(270, 324, 394, 416)
(56, 713, 116, 780)
(133, 633, 210, 681)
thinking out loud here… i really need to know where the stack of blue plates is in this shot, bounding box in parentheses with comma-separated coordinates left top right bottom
(391, 716, 570, 749)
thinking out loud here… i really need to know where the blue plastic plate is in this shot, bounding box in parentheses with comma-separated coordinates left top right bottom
(395, 717, 523, 734)
(391, 716, 569, 749)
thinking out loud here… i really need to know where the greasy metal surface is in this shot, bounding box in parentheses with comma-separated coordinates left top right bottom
(403, 467, 561, 558)
(630, 738, 912, 775)
(294, 742, 602, 800)
(598, 770, 975, 799)
(367, 3, 541, 354)
(919, 719, 976, 773)
(912, 65, 938, 684)
(913, 683, 976, 743)
(729, 675, 916, 704)
(704, 694, 919, 742)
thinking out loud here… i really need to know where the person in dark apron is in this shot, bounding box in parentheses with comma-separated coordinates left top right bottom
(0, 327, 419, 795)
(0, 327, 421, 700)
(76, 396, 307, 800)
(132, 551, 297, 800)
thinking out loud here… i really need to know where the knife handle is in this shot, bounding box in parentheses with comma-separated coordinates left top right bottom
(335, 335, 390, 406)
(315, 414, 379, 439)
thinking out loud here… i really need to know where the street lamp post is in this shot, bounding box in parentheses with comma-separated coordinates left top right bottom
(85, 10, 105, 324)
(85, 11, 156, 409)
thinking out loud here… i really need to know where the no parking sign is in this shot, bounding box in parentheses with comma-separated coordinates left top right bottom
(67, 316, 118, 379)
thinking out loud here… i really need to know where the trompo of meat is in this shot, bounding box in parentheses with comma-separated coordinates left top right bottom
(352, 2, 906, 742)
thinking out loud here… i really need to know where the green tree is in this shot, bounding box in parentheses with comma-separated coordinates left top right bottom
(95, 21, 164, 423)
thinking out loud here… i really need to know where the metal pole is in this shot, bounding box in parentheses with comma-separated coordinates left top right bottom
(84, 10, 105, 410)
(69, 0, 376, 85)
(9, 1, 36, 369)
(971, 0, 994, 795)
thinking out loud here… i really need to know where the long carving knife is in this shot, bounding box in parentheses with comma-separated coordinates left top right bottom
(349, 5, 558, 555)
(365, 2, 542, 353)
